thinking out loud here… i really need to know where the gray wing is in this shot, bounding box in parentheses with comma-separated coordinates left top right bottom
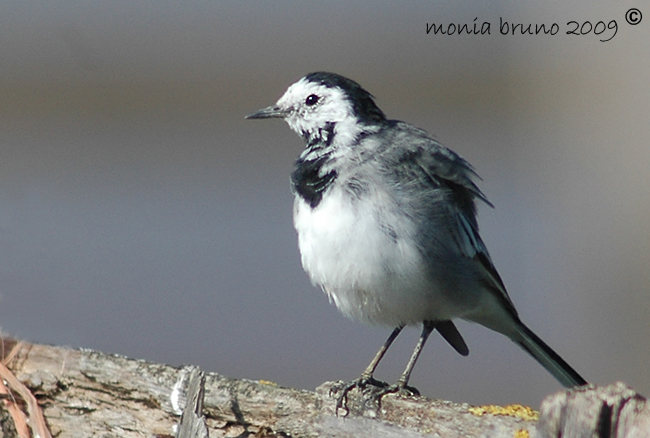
(380, 122, 518, 315)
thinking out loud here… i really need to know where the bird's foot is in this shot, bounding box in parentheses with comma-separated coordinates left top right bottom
(330, 376, 387, 416)
(330, 377, 419, 416)
(370, 382, 420, 408)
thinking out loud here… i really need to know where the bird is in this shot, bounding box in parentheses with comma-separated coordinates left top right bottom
(246, 72, 587, 407)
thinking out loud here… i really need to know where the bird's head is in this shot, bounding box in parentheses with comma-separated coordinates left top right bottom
(246, 72, 386, 147)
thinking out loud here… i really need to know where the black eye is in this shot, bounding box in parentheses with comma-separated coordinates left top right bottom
(305, 94, 319, 106)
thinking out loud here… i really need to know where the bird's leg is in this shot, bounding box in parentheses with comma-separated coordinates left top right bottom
(333, 322, 437, 415)
(360, 325, 403, 382)
(332, 326, 403, 414)
(394, 320, 435, 392)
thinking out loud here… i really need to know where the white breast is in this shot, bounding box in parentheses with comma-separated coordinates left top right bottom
(293, 184, 451, 326)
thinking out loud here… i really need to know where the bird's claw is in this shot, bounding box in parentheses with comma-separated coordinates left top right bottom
(329, 377, 419, 416)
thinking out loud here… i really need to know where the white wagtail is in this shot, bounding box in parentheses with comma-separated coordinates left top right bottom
(246, 72, 587, 405)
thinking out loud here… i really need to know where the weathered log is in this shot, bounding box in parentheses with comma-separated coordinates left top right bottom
(175, 366, 208, 438)
(538, 381, 650, 438)
(0, 339, 647, 437)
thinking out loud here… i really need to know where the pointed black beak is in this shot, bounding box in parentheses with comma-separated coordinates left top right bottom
(245, 105, 288, 120)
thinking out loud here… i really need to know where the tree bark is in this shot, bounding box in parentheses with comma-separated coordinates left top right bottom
(0, 338, 647, 437)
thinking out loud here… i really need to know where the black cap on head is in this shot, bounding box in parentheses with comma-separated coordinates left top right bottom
(304, 72, 386, 124)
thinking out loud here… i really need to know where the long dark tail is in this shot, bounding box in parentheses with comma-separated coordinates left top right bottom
(514, 322, 587, 387)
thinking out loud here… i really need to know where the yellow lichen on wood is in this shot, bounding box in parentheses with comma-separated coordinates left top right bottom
(468, 404, 539, 422)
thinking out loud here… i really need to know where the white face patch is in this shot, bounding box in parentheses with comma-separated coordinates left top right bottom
(274, 78, 363, 145)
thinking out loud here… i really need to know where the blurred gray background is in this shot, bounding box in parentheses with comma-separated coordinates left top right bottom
(1, 1, 648, 408)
